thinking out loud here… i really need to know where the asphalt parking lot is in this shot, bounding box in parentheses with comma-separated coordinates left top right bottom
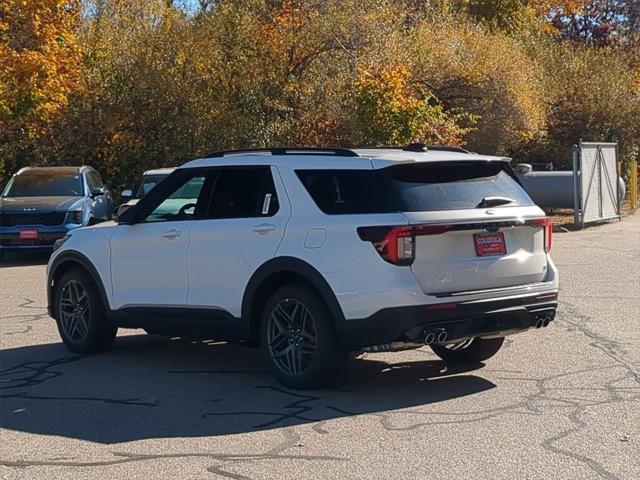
(1, 213, 638, 480)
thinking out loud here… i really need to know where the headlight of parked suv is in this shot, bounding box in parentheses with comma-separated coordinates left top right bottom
(66, 210, 84, 224)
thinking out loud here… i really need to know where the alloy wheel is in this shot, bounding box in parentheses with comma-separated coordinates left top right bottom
(59, 280, 90, 342)
(267, 298, 318, 376)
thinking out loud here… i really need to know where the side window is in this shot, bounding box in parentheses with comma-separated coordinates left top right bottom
(93, 171, 104, 188)
(86, 172, 99, 192)
(207, 167, 279, 219)
(144, 175, 207, 223)
(296, 170, 384, 214)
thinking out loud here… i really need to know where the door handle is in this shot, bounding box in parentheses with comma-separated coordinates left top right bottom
(161, 229, 182, 239)
(252, 223, 276, 235)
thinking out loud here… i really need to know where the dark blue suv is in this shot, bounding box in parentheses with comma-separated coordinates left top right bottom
(0, 166, 113, 254)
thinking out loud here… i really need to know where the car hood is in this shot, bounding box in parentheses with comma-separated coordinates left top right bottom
(0, 196, 87, 213)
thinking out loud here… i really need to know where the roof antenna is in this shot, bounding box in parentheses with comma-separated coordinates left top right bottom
(403, 143, 428, 152)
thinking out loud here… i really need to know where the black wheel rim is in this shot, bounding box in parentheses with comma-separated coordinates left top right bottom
(59, 280, 90, 342)
(267, 298, 317, 376)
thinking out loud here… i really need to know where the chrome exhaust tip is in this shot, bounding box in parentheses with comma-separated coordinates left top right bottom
(542, 317, 551, 327)
(437, 330, 448, 343)
(425, 332, 436, 345)
(535, 319, 544, 329)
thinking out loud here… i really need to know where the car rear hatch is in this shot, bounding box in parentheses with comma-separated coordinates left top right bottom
(376, 161, 551, 295)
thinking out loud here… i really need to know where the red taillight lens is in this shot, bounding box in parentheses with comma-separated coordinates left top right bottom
(530, 217, 553, 252)
(357, 226, 414, 265)
(357, 224, 451, 265)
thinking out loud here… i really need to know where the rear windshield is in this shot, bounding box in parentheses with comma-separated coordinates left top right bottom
(2, 171, 84, 197)
(296, 162, 533, 214)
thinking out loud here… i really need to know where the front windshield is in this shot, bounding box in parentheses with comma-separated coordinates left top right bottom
(136, 174, 169, 198)
(2, 171, 84, 197)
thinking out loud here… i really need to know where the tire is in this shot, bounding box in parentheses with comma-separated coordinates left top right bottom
(54, 268, 117, 353)
(260, 285, 348, 389)
(430, 337, 505, 364)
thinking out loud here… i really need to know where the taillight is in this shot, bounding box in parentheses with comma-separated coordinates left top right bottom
(357, 226, 414, 265)
(530, 217, 553, 252)
(357, 224, 450, 265)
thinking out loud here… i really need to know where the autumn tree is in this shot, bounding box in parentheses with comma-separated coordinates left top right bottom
(0, 0, 83, 180)
(549, 0, 640, 46)
(1, 0, 637, 190)
(355, 64, 471, 146)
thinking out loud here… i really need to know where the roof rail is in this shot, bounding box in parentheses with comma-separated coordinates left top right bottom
(205, 147, 360, 158)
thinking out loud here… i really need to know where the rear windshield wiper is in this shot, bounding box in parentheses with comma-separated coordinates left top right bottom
(476, 196, 515, 208)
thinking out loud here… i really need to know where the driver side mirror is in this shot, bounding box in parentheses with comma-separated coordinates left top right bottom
(91, 187, 106, 198)
(114, 203, 136, 224)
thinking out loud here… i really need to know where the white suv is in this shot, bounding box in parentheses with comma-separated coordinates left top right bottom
(47, 145, 558, 388)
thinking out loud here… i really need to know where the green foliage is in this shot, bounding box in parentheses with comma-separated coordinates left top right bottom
(355, 64, 473, 145)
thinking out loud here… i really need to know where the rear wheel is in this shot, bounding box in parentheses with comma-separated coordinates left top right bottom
(260, 285, 348, 389)
(55, 268, 117, 353)
(430, 337, 504, 364)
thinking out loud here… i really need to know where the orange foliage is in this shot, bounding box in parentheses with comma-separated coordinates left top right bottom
(0, 0, 83, 134)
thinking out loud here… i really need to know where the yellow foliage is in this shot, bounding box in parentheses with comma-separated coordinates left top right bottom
(406, 17, 548, 154)
(0, 0, 637, 186)
(355, 64, 472, 146)
(0, 0, 83, 132)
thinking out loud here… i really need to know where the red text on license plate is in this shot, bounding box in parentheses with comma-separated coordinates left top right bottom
(474, 232, 506, 256)
(19, 229, 39, 240)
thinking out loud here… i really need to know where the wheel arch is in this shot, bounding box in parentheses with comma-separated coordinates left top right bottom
(242, 257, 345, 343)
(48, 251, 110, 318)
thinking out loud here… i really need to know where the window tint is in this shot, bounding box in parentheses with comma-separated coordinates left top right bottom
(86, 171, 100, 191)
(144, 175, 206, 222)
(207, 168, 279, 219)
(296, 162, 533, 214)
(295, 170, 384, 214)
(2, 170, 84, 197)
(93, 171, 104, 187)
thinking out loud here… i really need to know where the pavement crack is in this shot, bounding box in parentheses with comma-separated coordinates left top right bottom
(202, 386, 322, 429)
(556, 300, 639, 383)
(0, 356, 84, 390)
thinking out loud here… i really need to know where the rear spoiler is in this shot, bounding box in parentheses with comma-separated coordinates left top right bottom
(369, 156, 512, 170)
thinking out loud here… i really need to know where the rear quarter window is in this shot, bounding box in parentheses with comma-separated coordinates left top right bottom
(296, 162, 534, 214)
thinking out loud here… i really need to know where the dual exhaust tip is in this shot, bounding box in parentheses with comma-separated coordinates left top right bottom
(425, 329, 448, 345)
(535, 316, 552, 329)
(368, 315, 551, 352)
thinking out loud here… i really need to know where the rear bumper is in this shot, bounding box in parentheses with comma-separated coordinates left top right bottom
(336, 291, 558, 349)
(0, 225, 75, 250)
(0, 244, 55, 253)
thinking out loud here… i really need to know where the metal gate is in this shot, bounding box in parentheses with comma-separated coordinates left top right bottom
(572, 141, 620, 227)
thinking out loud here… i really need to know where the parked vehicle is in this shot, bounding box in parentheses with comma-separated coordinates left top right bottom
(1, 166, 113, 254)
(46, 145, 558, 388)
(120, 168, 175, 206)
(115, 168, 174, 218)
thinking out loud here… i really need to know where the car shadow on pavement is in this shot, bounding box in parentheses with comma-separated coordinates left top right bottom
(0, 334, 494, 444)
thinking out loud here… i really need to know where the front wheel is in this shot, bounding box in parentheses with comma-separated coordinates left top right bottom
(430, 337, 505, 364)
(54, 268, 117, 353)
(260, 285, 348, 389)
